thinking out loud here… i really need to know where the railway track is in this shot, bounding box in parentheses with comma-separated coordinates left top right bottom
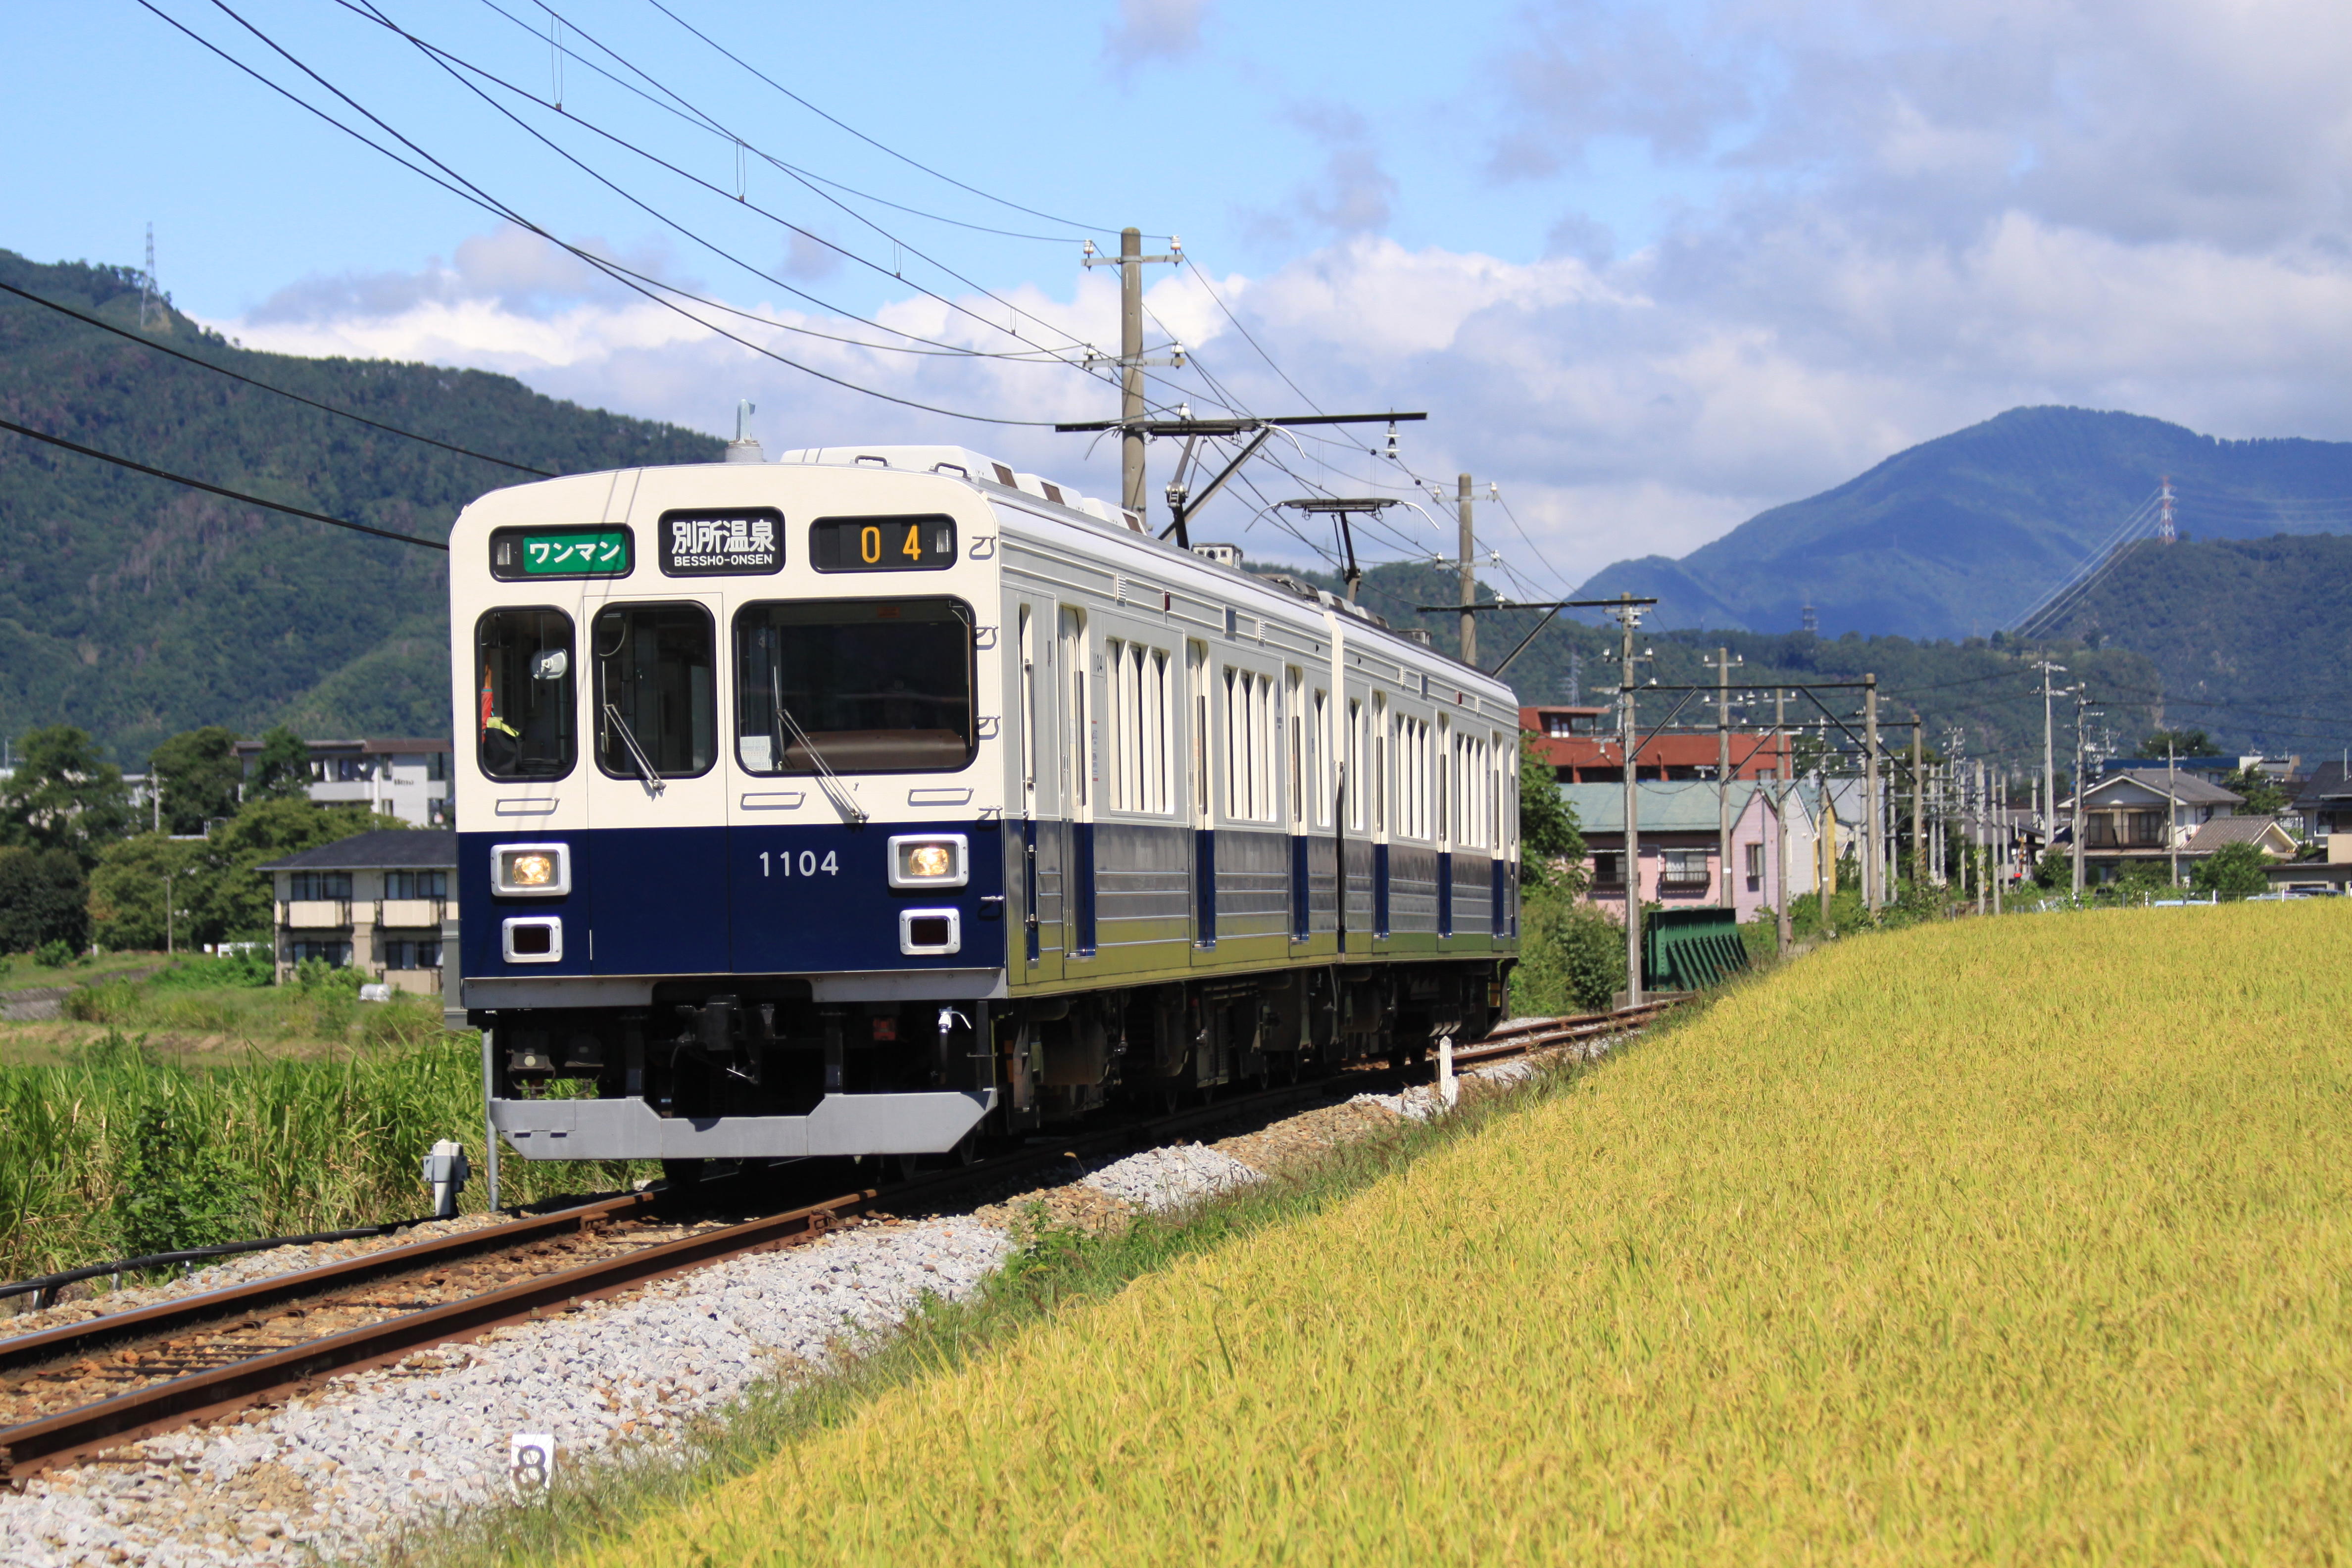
(0, 999, 1673, 1484)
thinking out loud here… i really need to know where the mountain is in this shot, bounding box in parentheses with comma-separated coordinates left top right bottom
(0, 248, 720, 764)
(2033, 533, 2352, 759)
(1570, 406, 2352, 640)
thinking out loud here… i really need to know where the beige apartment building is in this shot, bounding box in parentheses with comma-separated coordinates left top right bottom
(255, 830, 457, 996)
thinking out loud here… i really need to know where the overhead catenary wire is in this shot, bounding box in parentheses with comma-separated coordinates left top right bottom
(148, 0, 1082, 428)
(0, 415, 449, 550)
(0, 279, 556, 476)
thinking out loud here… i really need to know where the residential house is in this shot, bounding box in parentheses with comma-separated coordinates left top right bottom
(234, 737, 452, 827)
(2290, 762, 2352, 844)
(1523, 704, 1792, 784)
(2057, 770, 2242, 883)
(255, 830, 457, 996)
(2183, 815, 2299, 862)
(1561, 780, 1819, 924)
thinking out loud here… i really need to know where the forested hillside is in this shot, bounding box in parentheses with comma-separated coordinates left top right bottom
(0, 248, 719, 763)
(1257, 556, 2169, 774)
(1569, 406, 2352, 640)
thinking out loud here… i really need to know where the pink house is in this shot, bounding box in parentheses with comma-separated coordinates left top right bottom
(1558, 781, 1820, 925)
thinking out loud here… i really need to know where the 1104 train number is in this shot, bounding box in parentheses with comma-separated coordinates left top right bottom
(759, 850, 840, 878)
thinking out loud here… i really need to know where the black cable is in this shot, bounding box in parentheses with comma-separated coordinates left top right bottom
(473, 0, 1079, 245)
(0, 416, 449, 550)
(151, 0, 1067, 428)
(348, 0, 1118, 373)
(636, 0, 1137, 239)
(0, 280, 557, 476)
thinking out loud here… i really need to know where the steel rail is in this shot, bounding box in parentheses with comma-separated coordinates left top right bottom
(0, 997, 1684, 1481)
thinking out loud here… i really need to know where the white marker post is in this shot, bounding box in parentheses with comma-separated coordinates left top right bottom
(1437, 1034, 1459, 1112)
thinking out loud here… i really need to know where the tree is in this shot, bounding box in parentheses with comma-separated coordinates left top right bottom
(148, 726, 244, 834)
(2192, 841, 2271, 899)
(245, 725, 312, 801)
(183, 796, 405, 944)
(2033, 844, 2074, 889)
(88, 832, 205, 951)
(2220, 764, 2290, 816)
(1518, 733, 1587, 891)
(2140, 728, 2223, 758)
(0, 847, 90, 953)
(2, 725, 131, 866)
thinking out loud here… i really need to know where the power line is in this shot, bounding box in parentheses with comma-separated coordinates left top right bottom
(0, 280, 557, 476)
(150, 0, 1074, 428)
(635, 0, 1140, 241)
(0, 415, 448, 550)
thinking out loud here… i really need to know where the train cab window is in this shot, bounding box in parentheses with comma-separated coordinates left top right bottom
(735, 597, 975, 775)
(592, 604, 716, 779)
(475, 608, 577, 781)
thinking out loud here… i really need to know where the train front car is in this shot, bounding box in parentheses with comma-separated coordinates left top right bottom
(454, 442, 1524, 1174)
(453, 452, 1010, 1170)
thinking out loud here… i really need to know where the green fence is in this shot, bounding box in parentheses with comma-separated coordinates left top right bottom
(1642, 907, 1752, 992)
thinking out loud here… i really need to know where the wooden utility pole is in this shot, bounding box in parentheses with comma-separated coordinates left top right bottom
(1458, 476, 1477, 667)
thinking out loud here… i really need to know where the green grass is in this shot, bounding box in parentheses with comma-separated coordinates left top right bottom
(555, 900, 2352, 1567)
(0, 948, 170, 994)
(0, 1029, 650, 1282)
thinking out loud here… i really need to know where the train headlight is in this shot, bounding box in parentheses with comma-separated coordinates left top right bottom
(887, 833, 968, 889)
(493, 842, 571, 897)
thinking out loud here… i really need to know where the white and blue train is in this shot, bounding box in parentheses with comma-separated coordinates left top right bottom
(449, 442, 1521, 1173)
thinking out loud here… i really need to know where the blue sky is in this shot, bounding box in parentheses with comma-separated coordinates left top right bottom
(5, 0, 2349, 597)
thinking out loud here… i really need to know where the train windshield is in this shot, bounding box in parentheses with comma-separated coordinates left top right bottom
(592, 603, 717, 778)
(476, 608, 576, 780)
(735, 597, 974, 775)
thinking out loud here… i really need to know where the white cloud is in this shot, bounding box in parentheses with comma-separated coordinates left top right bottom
(207, 0, 2352, 596)
(1103, 0, 1212, 75)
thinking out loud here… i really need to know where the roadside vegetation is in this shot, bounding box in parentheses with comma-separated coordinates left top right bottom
(0, 1026, 645, 1282)
(547, 900, 2350, 1567)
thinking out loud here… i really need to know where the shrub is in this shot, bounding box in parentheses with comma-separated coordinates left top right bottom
(1513, 883, 1628, 1015)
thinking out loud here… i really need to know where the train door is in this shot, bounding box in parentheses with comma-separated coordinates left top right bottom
(1186, 638, 1214, 950)
(1059, 605, 1096, 959)
(581, 569, 731, 978)
(1017, 599, 1063, 983)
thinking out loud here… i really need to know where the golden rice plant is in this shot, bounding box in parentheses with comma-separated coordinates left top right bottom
(578, 902, 2352, 1567)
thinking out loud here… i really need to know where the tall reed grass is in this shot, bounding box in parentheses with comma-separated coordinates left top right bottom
(574, 901, 2352, 1567)
(0, 1030, 639, 1283)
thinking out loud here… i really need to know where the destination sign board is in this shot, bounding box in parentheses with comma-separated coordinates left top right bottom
(489, 526, 633, 581)
(810, 514, 958, 573)
(660, 507, 785, 577)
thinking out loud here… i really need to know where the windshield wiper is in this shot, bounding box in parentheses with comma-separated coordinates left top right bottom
(601, 702, 666, 796)
(770, 663, 867, 826)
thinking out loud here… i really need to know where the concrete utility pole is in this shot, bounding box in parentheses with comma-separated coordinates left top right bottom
(2167, 739, 2180, 888)
(1774, 689, 1792, 955)
(1974, 761, 1988, 916)
(1080, 227, 1181, 517)
(1612, 596, 1645, 1005)
(2071, 693, 2092, 899)
(1862, 675, 1880, 911)
(2035, 660, 2067, 853)
(1909, 719, 1923, 889)
(1711, 647, 1742, 910)
(1458, 476, 1477, 667)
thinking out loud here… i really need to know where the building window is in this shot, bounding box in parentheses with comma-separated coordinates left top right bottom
(427, 750, 448, 782)
(383, 939, 443, 970)
(286, 940, 351, 967)
(1744, 842, 1764, 891)
(288, 872, 352, 901)
(1591, 851, 1624, 886)
(385, 871, 448, 900)
(1660, 849, 1711, 889)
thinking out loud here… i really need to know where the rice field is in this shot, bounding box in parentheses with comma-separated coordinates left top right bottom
(574, 901, 2352, 1567)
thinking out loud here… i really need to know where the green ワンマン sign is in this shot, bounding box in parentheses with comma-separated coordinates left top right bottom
(489, 526, 633, 580)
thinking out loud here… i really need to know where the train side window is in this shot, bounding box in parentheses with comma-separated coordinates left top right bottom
(1059, 607, 1087, 810)
(1104, 637, 1173, 813)
(475, 608, 577, 782)
(1187, 640, 1210, 822)
(593, 603, 716, 779)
